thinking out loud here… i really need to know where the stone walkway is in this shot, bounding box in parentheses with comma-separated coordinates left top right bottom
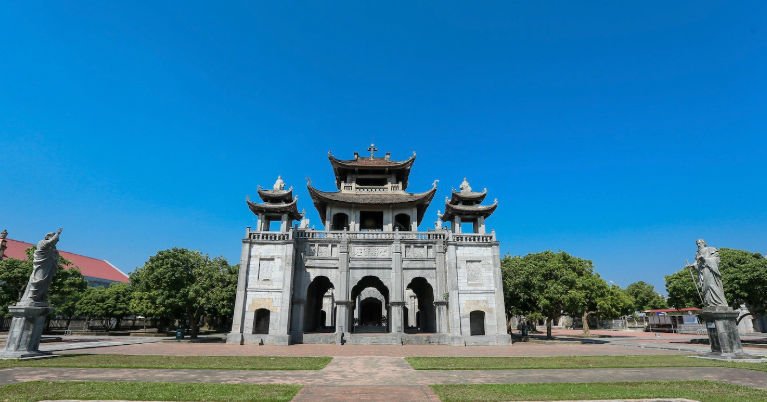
(2, 356, 767, 401)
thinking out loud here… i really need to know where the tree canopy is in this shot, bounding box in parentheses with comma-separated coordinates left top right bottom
(626, 281, 668, 312)
(130, 248, 234, 338)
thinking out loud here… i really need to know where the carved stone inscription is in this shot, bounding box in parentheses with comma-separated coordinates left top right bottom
(467, 261, 482, 284)
(259, 258, 274, 280)
(353, 246, 389, 258)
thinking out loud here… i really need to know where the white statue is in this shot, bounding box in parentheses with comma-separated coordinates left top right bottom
(459, 177, 472, 193)
(689, 239, 727, 307)
(435, 210, 443, 230)
(273, 175, 285, 190)
(299, 216, 310, 229)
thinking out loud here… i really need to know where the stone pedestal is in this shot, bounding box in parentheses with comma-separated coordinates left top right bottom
(698, 306, 752, 360)
(1, 304, 54, 359)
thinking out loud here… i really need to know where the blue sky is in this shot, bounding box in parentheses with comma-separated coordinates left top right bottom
(2, 2, 765, 294)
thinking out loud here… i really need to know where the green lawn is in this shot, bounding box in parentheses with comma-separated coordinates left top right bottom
(0, 354, 331, 370)
(0, 381, 300, 402)
(432, 380, 767, 402)
(407, 354, 767, 372)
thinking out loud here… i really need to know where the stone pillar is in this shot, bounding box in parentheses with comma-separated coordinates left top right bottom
(390, 233, 404, 333)
(454, 216, 461, 233)
(291, 300, 305, 333)
(227, 238, 253, 344)
(477, 217, 486, 234)
(1, 305, 55, 359)
(491, 243, 511, 345)
(434, 237, 448, 334)
(698, 306, 751, 359)
(280, 214, 289, 232)
(334, 233, 351, 344)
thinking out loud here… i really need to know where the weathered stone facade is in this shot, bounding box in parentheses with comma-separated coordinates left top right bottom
(228, 147, 510, 346)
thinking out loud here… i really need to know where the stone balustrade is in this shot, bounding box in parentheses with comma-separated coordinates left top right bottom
(250, 229, 495, 243)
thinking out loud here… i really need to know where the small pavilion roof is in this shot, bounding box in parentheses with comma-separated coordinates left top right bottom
(246, 196, 303, 221)
(307, 184, 436, 225)
(449, 188, 487, 205)
(257, 186, 293, 203)
(328, 152, 416, 190)
(439, 199, 498, 221)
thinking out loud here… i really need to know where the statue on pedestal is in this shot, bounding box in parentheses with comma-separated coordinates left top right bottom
(273, 175, 285, 191)
(19, 228, 62, 306)
(689, 239, 727, 308)
(1, 229, 62, 359)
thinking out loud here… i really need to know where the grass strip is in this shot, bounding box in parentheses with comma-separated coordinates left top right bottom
(0, 381, 300, 402)
(0, 354, 331, 370)
(431, 380, 767, 402)
(407, 354, 767, 372)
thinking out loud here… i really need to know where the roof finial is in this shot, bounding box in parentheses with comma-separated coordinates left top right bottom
(367, 143, 377, 158)
(459, 177, 472, 193)
(274, 175, 285, 190)
(0, 229, 6, 239)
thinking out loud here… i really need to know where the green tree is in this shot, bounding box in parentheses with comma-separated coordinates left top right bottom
(567, 275, 634, 335)
(76, 282, 133, 330)
(626, 281, 668, 312)
(205, 263, 239, 330)
(502, 250, 596, 339)
(665, 268, 702, 309)
(130, 248, 232, 338)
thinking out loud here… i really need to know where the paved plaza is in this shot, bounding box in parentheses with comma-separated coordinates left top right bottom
(3, 331, 767, 401)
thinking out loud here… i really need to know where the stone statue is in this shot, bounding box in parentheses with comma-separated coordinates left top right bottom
(299, 216, 310, 229)
(19, 228, 62, 306)
(459, 177, 472, 193)
(273, 175, 285, 190)
(435, 211, 443, 230)
(690, 239, 728, 308)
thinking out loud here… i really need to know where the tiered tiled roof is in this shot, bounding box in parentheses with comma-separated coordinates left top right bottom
(246, 177, 304, 222)
(440, 179, 497, 221)
(307, 184, 437, 224)
(328, 152, 416, 190)
(448, 188, 487, 205)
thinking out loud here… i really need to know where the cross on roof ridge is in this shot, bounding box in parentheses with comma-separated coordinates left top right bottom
(367, 143, 377, 158)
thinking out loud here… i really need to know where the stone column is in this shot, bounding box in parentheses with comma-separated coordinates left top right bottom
(227, 237, 253, 344)
(477, 217, 486, 234)
(434, 236, 448, 334)
(390, 233, 404, 334)
(334, 233, 351, 344)
(454, 216, 461, 233)
(491, 243, 511, 345)
(280, 214, 289, 232)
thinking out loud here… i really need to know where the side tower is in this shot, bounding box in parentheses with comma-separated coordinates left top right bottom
(228, 177, 302, 345)
(440, 179, 510, 345)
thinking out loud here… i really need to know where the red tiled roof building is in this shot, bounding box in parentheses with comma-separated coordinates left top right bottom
(0, 230, 129, 287)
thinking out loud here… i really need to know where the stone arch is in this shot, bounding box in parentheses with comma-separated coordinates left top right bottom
(254, 309, 270, 334)
(351, 276, 390, 332)
(304, 276, 335, 332)
(406, 277, 436, 333)
(469, 310, 486, 336)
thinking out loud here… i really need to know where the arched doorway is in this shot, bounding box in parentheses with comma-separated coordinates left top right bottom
(304, 276, 335, 332)
(350, 276, 390, 333)
(406, 277, 436, 333)
(254, 309, 270, 334)
(470, 310, 485, 336)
